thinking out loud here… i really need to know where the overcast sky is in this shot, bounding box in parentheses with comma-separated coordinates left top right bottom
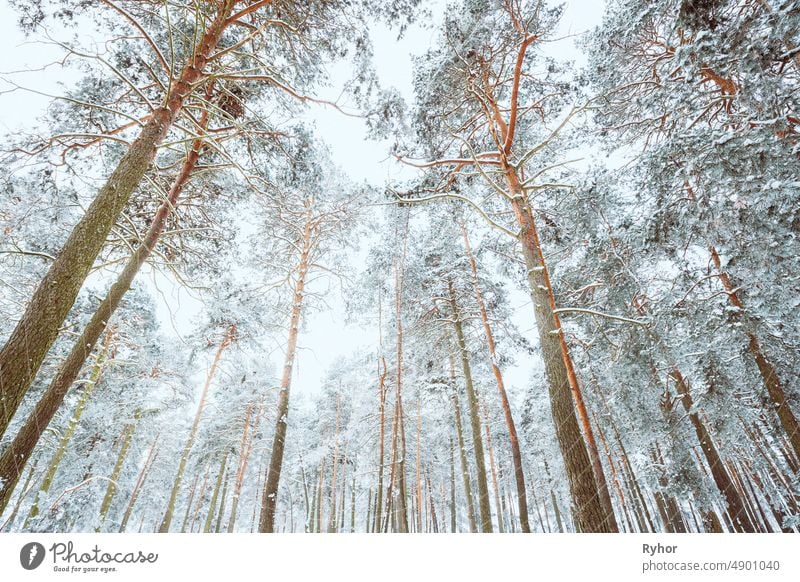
(0, 0, 606, 404)
(298, 0, 607, 400)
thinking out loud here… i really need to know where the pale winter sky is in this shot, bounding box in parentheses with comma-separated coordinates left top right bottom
(0, 1, 606, 403)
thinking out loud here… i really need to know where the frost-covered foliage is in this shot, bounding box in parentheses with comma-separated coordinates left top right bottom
(1, 0, 798, 535)
(565, 0, 800, 527)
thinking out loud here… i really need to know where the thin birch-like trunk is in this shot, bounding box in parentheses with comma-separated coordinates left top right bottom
(448, 281, 492, 532)
(25, 330, 113, 526)
(97, 408, 141, 531)
(158, 324, 235, 532)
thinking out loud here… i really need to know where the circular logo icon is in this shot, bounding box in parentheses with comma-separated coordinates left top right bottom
(20, 542, 46, 570)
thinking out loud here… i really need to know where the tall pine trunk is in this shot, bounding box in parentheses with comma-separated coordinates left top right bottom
(228, 402, 262, 532)
(451, 387, 477, 533)
(506, 166, 617, 533)
(391, 256, 410, 533)
(25, 330, 113, 526)
(203, 451, 229, 533)
(449, 437, 457, 533)
(118, 435, 159, 532)
(96, 408, 142, 531)
(415, 395, 423, 533)
(683, 178, 800, 463)
(215, 467, 232, 533)
(448, 281, 493, 532)
(426, 471, 439, 533)
(350, 471, 357, 533)
(481, 403, 504, 533)
(327, 394, 342, 533)
(670, 369, 756, 532)
(708, 246, 800, 462)
(0, 115, 210, 514)
(316, 458, 326, 533)
(259, 214, 313, 532)
(461, 222, 531, 532)
(374, 355, 387, 533)
(591, 372, 657, 532)
(0, 4, 235, 433)
(180, 468, 205, 532)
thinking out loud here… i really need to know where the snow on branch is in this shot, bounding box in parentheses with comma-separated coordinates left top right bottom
(554, 307, 650, 327)
(386, 188, 518, 239)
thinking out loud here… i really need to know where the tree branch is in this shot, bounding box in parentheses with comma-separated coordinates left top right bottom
(387, 188, 518, 239)
(553, 307, 650, 327)
(503, 34, 538, 154)
(225, 0, 275, 26)
(100, 0, 171, 77)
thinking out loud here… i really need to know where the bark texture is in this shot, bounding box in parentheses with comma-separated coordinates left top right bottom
(0, 125, 208, 515)
(507, 173, 617, 533)
(0, 3, 235, 434)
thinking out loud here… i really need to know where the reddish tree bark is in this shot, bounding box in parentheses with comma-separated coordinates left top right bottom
(460, 222, 531, 532)
(709, 246, 800, 462)
(0, 2, 238, 434)
(259, 211, 313, 533)
(0, 94, 212, 515)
